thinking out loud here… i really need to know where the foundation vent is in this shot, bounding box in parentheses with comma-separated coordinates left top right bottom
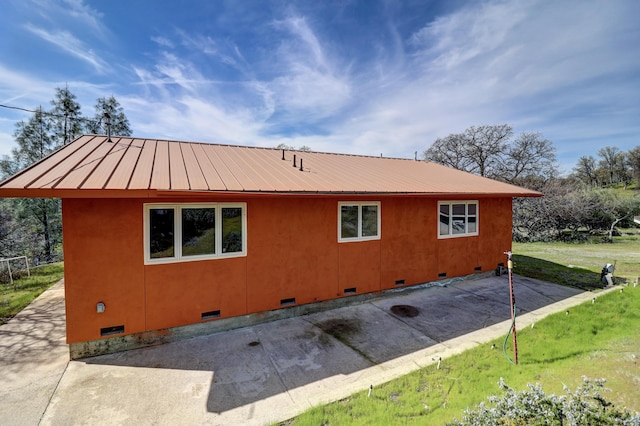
(395, 279, 406, 286)
(438, 272, 447, 278)
(280, 297, 296, 306)
(201, 310, 221, 320)
(100, 325, 124, 337)
(344, 287, 357, 295)
(474, 266, 482, 272)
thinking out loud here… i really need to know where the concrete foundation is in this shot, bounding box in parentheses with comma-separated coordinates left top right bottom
(69, 273, 487, 359)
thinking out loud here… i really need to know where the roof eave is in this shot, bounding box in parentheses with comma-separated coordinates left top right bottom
(0, 187, 543, 199)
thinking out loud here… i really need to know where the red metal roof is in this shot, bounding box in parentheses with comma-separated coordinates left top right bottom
(0, 135, 542, 198)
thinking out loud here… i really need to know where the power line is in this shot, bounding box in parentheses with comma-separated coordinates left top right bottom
(0, 103, 102, 126)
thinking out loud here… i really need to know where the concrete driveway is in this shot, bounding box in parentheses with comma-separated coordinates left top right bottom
(2, 274, 603, 426)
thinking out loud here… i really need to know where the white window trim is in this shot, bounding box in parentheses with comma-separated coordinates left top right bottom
(338, 201, 381, 243)
(144, 202, 247, 265)
(438, 200, 479, 239)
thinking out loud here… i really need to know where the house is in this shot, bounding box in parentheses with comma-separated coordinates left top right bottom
(0, 135, 540, 357)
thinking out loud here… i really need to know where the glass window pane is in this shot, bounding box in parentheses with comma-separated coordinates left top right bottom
(362, 205, 378, 237)
(341, 205, 358, 239)
(222, 208, 243, 253)
(182, 208, 215, 256)
(468, 203, 476, 215)
(439, 204, 450, 235)
(468, 216, 477, 233)
(439, 215, 450, 235)
(452, 204, 466, 215)
(149, 208, 175, 258)
(452, 212, 466, 234)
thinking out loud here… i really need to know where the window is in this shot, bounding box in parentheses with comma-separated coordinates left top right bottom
(145, 203, 246, 264)
(438, 201, 478, 238)
(338, 202, 381, 242)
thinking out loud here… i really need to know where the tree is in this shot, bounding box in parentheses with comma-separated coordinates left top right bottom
(423, 125, 557, 188)
(276, 143, 311, 152)
(1, 88, 133, 262)
(0, 107, 62, 261)
(1, 107, 55, 176)
(424, 124, 513, 179)
(514, 178, 640, 243)
(50, 85, 84, 145)
(594, 190, 640, 241)
(499, 132, 557, 186)
(512, 177, 583, 241)
(597, 146, 625, 186)
(86, 96, 132, 136)
(572, 156, 599, 187)
(421, 132, 475, 172)
(0, 200, 20, 258)
(625, 146, 640, 187)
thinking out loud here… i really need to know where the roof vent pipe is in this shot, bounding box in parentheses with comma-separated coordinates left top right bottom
(104, 112, 112, 142)
(282, 149, 286, 160)
(293, 154, 297, 168)
(299, 158, 303, 172)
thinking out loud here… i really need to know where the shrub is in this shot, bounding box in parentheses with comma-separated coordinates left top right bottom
(449, 377, 640, 426)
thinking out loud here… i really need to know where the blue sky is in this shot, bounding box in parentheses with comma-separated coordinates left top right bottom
(0, 0, 638, 173)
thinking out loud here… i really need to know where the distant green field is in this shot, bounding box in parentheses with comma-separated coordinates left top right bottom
(513, 228, 640, 289)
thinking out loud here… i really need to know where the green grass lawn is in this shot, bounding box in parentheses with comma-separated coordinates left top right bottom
(288, 288, 640, 425)
(0, 262, 64, 325)
(513, 228, 640, 289)
(285, 233, 640, 425)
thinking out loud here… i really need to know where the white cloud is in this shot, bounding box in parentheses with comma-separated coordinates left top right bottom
(0, 64, 55, 104)
(24, 24, 110, 73)
(276, 16, 328, 71)
(151, 36, 174, 49)
(266, 15, 353, 121)
(31, 0, 110, 40)
(117, 1, 638, 163)
(61, 0, 106, 35)
(339, 0, 640, 159)
(0, 62, 117, 156)
(123, 95, 263, 146)
(3, 0, 637, 167)
(176, 30, 218, 56)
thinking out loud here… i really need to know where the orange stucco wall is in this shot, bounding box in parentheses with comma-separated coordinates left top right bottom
(62, 196, 513, 343)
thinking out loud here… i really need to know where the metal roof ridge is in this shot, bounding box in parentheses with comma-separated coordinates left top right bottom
(106, 136, 420, 162)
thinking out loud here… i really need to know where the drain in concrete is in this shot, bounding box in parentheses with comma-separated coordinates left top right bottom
(390, 304, 420, 318)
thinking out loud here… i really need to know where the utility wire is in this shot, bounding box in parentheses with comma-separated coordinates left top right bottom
(0, 103, 103, 127)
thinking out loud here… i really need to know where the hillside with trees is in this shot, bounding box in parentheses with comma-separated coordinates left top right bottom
(424, 125, 640, 242)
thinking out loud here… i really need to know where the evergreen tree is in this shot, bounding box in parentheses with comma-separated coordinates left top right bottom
(0, 107, 62, 262)
(50, 85, 84, 145)
(86, 96, 132, 136)
(1, 107, 55, 176)
(0, 88, 133, 262)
